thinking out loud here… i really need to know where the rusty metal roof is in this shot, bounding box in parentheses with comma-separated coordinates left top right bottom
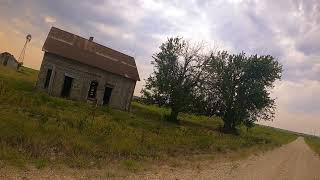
(42, 27, 140, 81)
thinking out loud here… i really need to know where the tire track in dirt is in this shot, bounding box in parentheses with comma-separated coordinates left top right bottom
(129, 137, 320, 180)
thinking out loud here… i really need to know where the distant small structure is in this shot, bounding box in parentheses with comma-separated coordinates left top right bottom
(0, 52, 21, 70)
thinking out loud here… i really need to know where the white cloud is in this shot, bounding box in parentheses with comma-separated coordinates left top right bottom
(262, 80, 320, 135)
(90, 1, 146, 26)
(44, 16, 56, 23)
(273, 80, 320, 112)
(95, 23, 119, 36)
(141, 0, 186, 18)
(93, 22, 136, 42)
(122, 33, 134, 40)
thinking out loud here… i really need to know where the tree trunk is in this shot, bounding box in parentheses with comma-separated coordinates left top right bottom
(168, 108, 179, 123)
(222, 118, 237, 134)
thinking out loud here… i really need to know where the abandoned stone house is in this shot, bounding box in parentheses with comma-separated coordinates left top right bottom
(0, 52, 20, 69)
(36, 27, 140, 111)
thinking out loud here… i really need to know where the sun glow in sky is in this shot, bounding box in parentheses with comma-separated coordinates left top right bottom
(0, 0, 319, 136)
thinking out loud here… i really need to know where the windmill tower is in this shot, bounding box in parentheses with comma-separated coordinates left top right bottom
(17, 34, 32, 69)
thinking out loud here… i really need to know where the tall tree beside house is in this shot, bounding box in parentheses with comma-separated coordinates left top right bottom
(205, 51, 282, 133)
(141, 37, 209, 123)
(142, 38, 282, 132)
(140, 79, 169, 106)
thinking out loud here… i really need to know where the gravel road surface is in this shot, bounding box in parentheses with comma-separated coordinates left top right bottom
(130, 137, 320, 180)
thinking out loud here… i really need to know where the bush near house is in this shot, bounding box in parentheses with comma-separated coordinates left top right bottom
(0, 65, 296, 168)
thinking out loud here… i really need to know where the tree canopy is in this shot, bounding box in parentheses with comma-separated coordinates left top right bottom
(142, 38, 282, 133)
(141, 37, 209, 122)
(204, 51, 282, 132)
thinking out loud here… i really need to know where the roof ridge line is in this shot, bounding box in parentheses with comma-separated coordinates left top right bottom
(51, 26, 135, 60)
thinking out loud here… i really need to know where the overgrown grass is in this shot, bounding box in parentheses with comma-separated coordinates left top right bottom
(305, 136, 320, 157)
(0, 65, 297, 168)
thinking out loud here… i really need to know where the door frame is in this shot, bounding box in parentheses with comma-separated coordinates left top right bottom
(103, 85, 113, 105)
(61, 75, 74, 98)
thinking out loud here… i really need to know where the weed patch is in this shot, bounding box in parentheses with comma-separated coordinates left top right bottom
(305, 137, 320, 156)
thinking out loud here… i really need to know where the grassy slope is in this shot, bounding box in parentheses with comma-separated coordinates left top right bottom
(0, 65, 297, 169)
(305, 137, 320, 157)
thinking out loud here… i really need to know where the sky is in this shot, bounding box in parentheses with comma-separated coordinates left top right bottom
(0, 0, 319, 136)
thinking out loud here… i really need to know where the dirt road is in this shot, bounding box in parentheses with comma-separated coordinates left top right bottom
(130, 137, 320, 180)
(1, 137, 320, 179)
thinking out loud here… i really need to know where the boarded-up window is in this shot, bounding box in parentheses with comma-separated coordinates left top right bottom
(88, 81, 98, 99)
(44, 69, 52, 89)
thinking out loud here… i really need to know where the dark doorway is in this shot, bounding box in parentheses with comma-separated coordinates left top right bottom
(103, 87, 113, 105)
(61, 76, 73, 98)
(44, 69, 52, 89)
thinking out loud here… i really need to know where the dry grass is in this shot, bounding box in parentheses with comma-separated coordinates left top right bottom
(305, 136, 320, 156)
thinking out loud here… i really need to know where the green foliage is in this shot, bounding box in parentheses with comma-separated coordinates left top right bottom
(0, 66, 295, 168)
(204, 51, 282, 132)
(141, 37, 208, 122)
(34, 159, 48, 169)
(305, 136, 320, 156)
(121, 159, 141, 172)
(142, 38, 282, 132)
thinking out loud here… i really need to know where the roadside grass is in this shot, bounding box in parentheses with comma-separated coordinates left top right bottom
(305, 136, 320, 157)
(0, 66, 297, 169)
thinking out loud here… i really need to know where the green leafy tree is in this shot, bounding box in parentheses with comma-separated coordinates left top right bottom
(140, 80, 168, 106)
(141, 37, 208, 123)
(206, 51, 282, 133)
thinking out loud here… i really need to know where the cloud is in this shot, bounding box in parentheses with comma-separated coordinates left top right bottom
(94, 23, 120, 37)
(296, 28, 320, 56)
(273, 80, 320, 114)
(261, 80, 320, 136)
(44, 16, 56, 23)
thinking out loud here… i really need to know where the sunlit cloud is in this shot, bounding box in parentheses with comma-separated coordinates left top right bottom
(44, 16, 56, 23)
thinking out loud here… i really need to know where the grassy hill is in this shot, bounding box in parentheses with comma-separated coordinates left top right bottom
(305, 136, 320, 157)
(0, 65, 297, 170)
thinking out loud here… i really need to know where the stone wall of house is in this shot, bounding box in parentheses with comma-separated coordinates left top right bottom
(36, 52, 136, 111)
(0, 53, 19, 70)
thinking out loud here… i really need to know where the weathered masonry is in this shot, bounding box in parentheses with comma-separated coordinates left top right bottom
(0, 52, 20, 70)
(36, 27, 140, 111)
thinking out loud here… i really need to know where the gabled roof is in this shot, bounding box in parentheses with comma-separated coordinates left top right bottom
(42, 27, 140, 81)
(0, 52, 20, 64)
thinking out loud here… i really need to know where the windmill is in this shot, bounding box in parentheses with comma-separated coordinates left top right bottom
(17, 34, 32, 69)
